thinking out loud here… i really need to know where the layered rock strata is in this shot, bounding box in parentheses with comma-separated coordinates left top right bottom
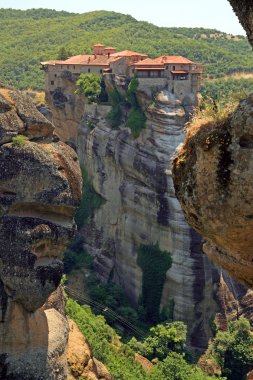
(77, 87, 251, 348)
(45, 71, 86, 144)
(173, 96, 253, 288)
(0, 84, 82, 379)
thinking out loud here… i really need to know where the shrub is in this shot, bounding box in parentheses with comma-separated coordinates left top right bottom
(207, 317, 253, 380)
(107, 104, 122, 128)
(127, 76, 139, 107)
(126, 108, 146, 138)
(12, 135, 29, 146)
(129, 321, 187, 361)
(75, 73, 102, 103)
(149, 352, 222, 380)
(107, 89, 124, 128)
(75, 166, 105, 228)
(66, 298, 148, 380)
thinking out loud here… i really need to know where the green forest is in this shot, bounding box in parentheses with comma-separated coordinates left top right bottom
(1, 8, 253, 89)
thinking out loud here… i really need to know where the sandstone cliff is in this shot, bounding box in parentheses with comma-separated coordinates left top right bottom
(76, 83, 253, 348)
(0, 83, 86, 379)
(45, 69, 253, 349)
(45, 71, 86, 144)
(172, 96, 253, 289)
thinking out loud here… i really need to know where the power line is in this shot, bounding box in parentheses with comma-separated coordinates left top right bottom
(65, 286, 146, 339)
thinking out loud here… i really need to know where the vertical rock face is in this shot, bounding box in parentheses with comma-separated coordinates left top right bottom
(172, 96, 253, 288)
(0, 84, 82, 379)
(45, 71, 87, 144)
(77, 88, 238, 348)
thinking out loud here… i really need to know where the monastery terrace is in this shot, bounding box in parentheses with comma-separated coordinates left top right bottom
(41, 44, 203, 98)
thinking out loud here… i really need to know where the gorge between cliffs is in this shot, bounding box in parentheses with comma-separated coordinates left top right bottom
(46, 72, 253, 351)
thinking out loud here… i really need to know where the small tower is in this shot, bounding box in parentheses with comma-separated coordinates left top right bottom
(104, 47, 117, 57)
(93, 44, 105, 55)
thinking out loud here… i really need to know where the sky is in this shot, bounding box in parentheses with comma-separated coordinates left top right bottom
(0, 0, 245, 36)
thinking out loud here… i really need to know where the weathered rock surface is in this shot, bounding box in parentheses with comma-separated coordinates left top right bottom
(67, 320, 113, 380)
(76, 88, 253, 348)
(173, 96, 253, 288)
(45, 71, 86, 144)
(0, 83, 82, 379)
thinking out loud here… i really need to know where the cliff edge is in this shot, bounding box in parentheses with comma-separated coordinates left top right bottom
(0, 83, 82, 379)
(173, 95, 253, 288)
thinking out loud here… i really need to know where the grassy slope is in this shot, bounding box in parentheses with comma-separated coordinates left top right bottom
(1, 8, 253, 89)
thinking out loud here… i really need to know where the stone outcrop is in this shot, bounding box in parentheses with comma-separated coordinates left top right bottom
(0, 83, 82, 379)
(173, 96, 253, 288)
(76, 85, 253, 348)
(45, 71, 87, 144)
(67, 320, 114, 380)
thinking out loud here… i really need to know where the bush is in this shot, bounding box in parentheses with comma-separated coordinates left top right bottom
(12, 135, 28, 146)
(129, 321, 187, 361)
(208, 317, 253, 380)
(149, 352, 222, 380)
(137, 243, 172, 323)
(107, 105, 122, 128)
(127, 76, 139, 107)
(126, 108, 146, 138)
(66, 298, 148, 380)
(107, 89, 124, 128)
(75, 73, 102, 103)
(75, 166, 105, 228)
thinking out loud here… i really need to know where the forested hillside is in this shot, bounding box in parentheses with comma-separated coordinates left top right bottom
(1, 8, 253, 89)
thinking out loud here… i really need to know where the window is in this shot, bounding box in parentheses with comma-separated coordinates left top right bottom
(100, 69, 103, 73)
(51, 80, 54, 85)
(173, 66, 176, 70)
(132, 69, 135, 74)
(88, 68, 90, 73)
(73, 66, 76, 70)
(166, 65, 169, 70)
(54, 74, 57, 78)
(61, 65, 63, 69)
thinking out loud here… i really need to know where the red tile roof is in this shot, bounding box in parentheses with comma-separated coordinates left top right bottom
(43, 54, 111, 66)
(155, 56, 194, 64)
(134, 58, 164, 67)
(111, 50, 148, 58)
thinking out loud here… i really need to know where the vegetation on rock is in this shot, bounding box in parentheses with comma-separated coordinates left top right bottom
(66, 298, 148, 380)
(137, 243, 172, 323)
(11, 135, 29, 146)
(75, 73, 102, 103)
(149, 352, 222, 380)
(128, 321, 186, 361)
(205, 318, 253, 380)
(75, 166, 105, 228)
(107, 89, 124, 128)
(66, 298, 223, 380)
(126, 77, 146, 138)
